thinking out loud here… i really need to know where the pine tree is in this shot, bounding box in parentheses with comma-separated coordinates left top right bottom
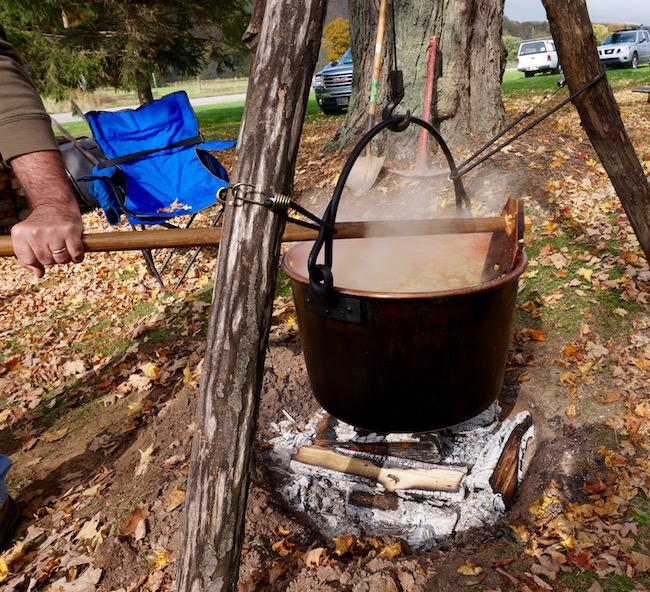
(0, 0, 249, 103)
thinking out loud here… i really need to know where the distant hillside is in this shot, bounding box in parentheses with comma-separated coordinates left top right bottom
(503, 17, 550, 40)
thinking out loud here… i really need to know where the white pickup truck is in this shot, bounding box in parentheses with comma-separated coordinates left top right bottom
(517, 39, 561, 77)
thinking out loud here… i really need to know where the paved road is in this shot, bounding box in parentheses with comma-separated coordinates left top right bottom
(50, 93, 247, 124)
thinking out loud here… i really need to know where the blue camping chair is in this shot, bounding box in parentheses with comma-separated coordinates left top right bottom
(81, 91, 235, 288)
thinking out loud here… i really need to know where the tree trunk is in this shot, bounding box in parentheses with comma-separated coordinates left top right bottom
(542, 0, 650, 260)
(175, 1, 327, 591)
(137, 80, 154, 105)
(334, 0, 506, 159)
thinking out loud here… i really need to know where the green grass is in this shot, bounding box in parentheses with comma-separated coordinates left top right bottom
(56, 94, 324, 142)
(44, 78, 248, 113)
(516, 229, 639, 337)
(502, 64, 650, 97)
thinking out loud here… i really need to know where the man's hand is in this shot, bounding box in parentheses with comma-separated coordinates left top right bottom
(9, 150, 85, 278)
(11, 205, 84, 277)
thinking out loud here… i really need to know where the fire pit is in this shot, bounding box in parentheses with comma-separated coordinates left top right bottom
(267, 406, 534, 549)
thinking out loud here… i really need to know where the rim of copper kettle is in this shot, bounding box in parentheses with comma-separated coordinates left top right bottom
(281, 241, 528, 301)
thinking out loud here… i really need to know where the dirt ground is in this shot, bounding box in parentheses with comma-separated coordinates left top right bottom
(0, 87, 649, 592)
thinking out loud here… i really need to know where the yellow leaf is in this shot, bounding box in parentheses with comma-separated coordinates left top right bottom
(565, 402, 577, 418)
(332, 534, 358, 556)
(634, 402, 649, 418)
(271, 537, 295, 557)
(150, 549, 172, 570)
(274, 524, 291, 536)
(559, 534, 575, 551)
(457, 562, 483, 576)
(378, 541, 402, 560)
(577, 268, 593, 280)
(613, 307, 628, 317)
(0, 557, 8, 582)
(165, 489, 186, 512)
(141, 362, 161, 380)
(578, 362, 593, 375)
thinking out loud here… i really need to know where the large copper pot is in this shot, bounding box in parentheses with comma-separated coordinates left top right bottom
(281, 116, 527, 433)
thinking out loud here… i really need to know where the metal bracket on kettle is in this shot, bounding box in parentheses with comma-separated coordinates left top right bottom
(303, 288, 364, 324)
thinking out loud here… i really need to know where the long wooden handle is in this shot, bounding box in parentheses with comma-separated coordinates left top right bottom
(293, 445, 465, 492)
(368, 0, 389, 118)
(0, 216, 513, 258)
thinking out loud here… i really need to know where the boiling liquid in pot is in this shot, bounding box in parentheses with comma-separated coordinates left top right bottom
(288, 234, 493, 294)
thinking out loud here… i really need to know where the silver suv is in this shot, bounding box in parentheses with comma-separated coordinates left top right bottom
(598, 28, 650, 69)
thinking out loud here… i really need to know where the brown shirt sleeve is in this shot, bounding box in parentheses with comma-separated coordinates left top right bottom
(0, 24, 59, 162)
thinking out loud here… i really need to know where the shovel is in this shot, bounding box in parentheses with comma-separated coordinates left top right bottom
(345, 0, 389, 197)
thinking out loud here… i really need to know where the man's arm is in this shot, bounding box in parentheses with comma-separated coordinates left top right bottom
(0, 24, 84, 277)
(10, 152, 84, 277)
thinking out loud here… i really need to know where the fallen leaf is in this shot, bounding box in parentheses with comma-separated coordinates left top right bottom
(165, 489, 186, 512)
(565, 403, 577, 419)
(378, 541, 402, 559)
(41, 428, 69, 443)
(118, 505, 149, 541)
(303, 547, 326, 568)
(457, 562, 483, 576)
(332, 534, 359, 556)
(62, 359, 86, 377)
(631, 551, 650, 572)
(273, 524, 291, 536)
(135, 444, 156, 476)
(271, 537, 294, 557)
(150, 549, 172, 570)
(75, 515, 104, 549)
(47, 567, 102, 592)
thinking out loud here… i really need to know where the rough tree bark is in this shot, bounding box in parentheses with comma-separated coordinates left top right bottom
(542, 0, 650, 260)
(334, 0, 506, 158)
(176, 1, 327, 590)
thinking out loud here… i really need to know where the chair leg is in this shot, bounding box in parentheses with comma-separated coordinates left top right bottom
(173, 207, 225, 290)
(141, 248, 166, 288)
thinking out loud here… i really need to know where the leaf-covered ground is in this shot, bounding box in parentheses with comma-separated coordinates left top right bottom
(0, 83, 649, 592)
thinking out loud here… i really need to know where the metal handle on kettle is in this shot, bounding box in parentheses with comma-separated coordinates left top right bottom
(308, 114, 471, 303)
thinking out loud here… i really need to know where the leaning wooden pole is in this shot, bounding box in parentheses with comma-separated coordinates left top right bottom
(176, 1, 327, 590)
(542, 0, 650, 260)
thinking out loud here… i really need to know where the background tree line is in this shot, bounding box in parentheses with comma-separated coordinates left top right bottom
(0, 0, 250, 104)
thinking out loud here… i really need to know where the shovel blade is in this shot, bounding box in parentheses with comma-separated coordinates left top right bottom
(345, 155, 385, 196)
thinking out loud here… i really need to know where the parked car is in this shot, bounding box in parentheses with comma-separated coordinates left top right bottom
(517, 39, 561, 77)
(598, 28, 650, 69)
(312, 48, 353, 115)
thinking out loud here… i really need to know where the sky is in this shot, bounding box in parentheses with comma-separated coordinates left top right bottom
(504, 0, 647, 25)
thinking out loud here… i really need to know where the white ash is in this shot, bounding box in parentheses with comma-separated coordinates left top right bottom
(266, 405, 534, 550)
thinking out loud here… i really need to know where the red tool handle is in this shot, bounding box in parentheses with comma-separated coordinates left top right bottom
(416, 36, 438, 168)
